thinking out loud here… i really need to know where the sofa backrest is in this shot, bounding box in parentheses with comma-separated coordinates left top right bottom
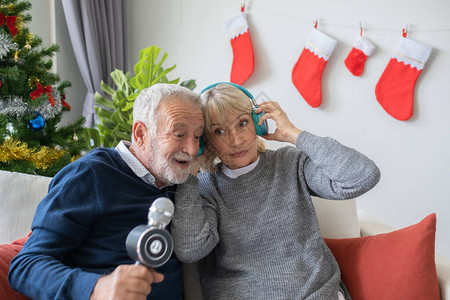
(0, 170, 361, 244)
(0, 170, 52, 244)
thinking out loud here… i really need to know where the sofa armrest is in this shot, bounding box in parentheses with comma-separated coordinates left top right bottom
(182, 262, 203, 300)
(436, 256, 450, 300)
(358, 210, 450, 300)
(358, 210, 396, 237)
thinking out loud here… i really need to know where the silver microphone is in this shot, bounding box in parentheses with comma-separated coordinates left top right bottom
(126, 197, 174, 268)
(147, 197, 174, 228)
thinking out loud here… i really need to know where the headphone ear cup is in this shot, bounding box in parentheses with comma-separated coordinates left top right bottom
(252, 111, 268, 136)
(197, 135, 205, 157)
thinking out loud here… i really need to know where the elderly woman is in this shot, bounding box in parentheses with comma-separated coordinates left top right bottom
(172, 82, 380, 300)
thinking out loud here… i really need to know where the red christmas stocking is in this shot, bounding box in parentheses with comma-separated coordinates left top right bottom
(292, 28, 337, 108)
(345, 36, 375, 76)
(375, 36, 432, 121)
(225, 12, 254, 85)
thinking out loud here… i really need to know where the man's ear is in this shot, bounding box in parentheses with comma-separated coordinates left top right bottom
(133, 121, 147, 147)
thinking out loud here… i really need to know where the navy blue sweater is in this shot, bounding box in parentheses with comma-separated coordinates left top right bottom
(9, 147, 181, 299)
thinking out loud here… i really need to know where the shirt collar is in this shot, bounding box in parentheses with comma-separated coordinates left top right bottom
(115, 140, 166, 188)
(222, 155, 260, 179)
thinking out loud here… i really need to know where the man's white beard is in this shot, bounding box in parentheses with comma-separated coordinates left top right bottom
(151, 140, 192, 185)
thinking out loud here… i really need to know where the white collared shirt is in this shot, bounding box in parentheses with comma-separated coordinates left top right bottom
(115, 140, 164, 188)
(222, 156, 260, 179)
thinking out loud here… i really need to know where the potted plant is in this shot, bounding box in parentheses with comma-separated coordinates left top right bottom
(84, 45, 196, 148)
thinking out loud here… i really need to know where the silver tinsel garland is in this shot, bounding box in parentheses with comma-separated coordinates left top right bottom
(0, 33, 18, 59)
(0, 88, 63, 119)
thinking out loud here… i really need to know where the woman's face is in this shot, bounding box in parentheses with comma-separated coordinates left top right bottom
(208, 111, 258, 169)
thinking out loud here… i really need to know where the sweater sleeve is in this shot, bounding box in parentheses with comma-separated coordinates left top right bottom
(296, 131, 381, 200)
(8, 162, 102, 300)
(171, 175, 220, 263)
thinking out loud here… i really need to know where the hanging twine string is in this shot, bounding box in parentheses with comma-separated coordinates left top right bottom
(249, 6, 450, 33)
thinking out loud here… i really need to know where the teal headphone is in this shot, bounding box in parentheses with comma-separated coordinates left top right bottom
(197, 82, 268, 156)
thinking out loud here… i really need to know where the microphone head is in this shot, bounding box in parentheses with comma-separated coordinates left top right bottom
(148, 197, 174, 227)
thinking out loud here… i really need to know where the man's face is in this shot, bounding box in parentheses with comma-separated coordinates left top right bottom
(144, 98, 204, 186)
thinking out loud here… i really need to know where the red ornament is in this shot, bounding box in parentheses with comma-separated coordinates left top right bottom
(61, 94, 71, 110)
(0, 13, 18, 36)
(30, 83, 56, 106)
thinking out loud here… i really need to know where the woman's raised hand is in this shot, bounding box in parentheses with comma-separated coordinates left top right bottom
(255, 101, 301, 144)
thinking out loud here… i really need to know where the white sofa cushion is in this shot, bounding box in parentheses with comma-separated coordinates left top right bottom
(0, 171, 362, 243)
(312, 197, 360, 238)
(0, 170, 52, 244)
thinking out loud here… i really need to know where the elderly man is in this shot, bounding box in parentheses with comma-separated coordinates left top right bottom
(8, 84, 205, 300)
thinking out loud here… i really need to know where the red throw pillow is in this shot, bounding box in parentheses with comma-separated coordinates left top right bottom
(325, 213, 440, 300)
(0, 234, 31, 300)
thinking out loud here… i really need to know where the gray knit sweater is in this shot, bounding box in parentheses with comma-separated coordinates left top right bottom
(172, 131, 380, 300)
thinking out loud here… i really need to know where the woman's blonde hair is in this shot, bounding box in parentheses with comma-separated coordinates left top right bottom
(200, 83, 265, 171)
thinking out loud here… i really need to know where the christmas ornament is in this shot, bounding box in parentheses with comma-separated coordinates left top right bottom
(292, 23, 337, 107)
(34, 90, 63, 118)
(30, 82, 56, 106)
(27, 32, 34, 43)
(0, 138, 32, 163)
(345, 26, 375, 76)
(71, 154, 81, 163)
(225, 3, 254, 85)
(60, 94, 71, 110)
(0, 12, 18, 36)
(27, 113, 45, 131)
(0, 138, 66, 170)
(5, 3, 14, 13)
(0, 32, 18, 58)
(0, 96, 28, 117)
(0, 92, 63, 119)
(375, 29, 432, 121)
(28, 77, 40, 88)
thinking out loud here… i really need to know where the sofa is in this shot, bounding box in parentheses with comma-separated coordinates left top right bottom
(1, 169, 449, 299)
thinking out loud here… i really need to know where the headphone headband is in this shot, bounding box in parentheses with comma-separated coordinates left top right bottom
(200, 82, 254, 100)
(200, 82, 268, 136)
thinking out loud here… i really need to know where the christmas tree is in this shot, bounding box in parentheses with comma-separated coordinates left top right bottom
(0, 0, 87, 177)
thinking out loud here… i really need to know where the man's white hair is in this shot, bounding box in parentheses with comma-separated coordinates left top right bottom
(132, 83, 202, 142)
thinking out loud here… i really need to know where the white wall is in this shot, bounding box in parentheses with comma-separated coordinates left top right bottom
(127, 0, 450, 257)
(27, 0, 450, 257)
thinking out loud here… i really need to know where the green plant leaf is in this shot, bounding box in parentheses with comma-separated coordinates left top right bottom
(110, 69, 128, 90)
(100, 80, 116, 96)
(180, 79, 197, 90)
(122, 100, 134, 112)
(94, 92, 115, 110)
(92, 45, 195, 147)
(83, 128, 101, 149)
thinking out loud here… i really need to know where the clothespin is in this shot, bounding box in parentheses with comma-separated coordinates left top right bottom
(241, 0, 245, 12)
(359, 22, 364, 36)
(402, 23, 409, 37)
(314, 18, 319, 29)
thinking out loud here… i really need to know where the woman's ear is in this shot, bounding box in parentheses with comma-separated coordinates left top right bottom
(133, 121, 147, 148)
